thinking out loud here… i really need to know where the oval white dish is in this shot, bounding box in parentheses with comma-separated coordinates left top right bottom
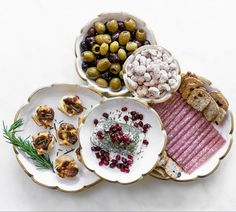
(79, 97, 167, 184)
(75, 12, 157, 97)
(14, 84, 103, 192)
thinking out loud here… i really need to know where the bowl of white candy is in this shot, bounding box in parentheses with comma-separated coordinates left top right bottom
(123, 45, 181, 104)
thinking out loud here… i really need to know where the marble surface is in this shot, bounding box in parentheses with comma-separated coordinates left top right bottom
(0, 0, 236, 211)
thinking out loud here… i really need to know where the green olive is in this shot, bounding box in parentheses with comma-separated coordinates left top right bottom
(119, 70, 124, 79)
(94, 21, 106, 34)
(118, 31, 131, 45)
(109, 63, 121, 74)
(97, 58, 111, 72)
(82, 51, 95, 62)
(124, 18, 137, 31)
(110, 41, 119, 53)
(126, 42, 138, 51)
(106, 19, 118, 33)
(86, 67, 100, 80)
(91, 44, 100, 54)
(96, 78, 108, 88)
(135, 29, 146, 42)
(109, 78, 122, 91)
(100, 43, 109, 55)
(95, 34, 112, 44)
(117, 48, 127, 61)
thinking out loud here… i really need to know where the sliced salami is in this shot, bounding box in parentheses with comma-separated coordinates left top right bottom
(167, 113, 205, 155)
(181, 127, 218, 166)
(176, 124, 213, 165)
(186, 137, 226, 173)
(173, 121, 210, 161)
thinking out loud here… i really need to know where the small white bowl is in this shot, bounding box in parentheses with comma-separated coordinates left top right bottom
(123, 45, 181, 103)
(75, 12, 157, 97)
(79, 97, 167, 184)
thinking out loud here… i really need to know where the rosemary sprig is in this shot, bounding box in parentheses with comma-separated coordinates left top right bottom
(2, 119, 54, 172)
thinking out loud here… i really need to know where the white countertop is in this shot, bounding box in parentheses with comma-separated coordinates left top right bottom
(0, 0, 235, 211)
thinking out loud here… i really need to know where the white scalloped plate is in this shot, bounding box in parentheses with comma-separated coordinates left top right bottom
(75, 12, 157, 97)
(79, 97, 167, 184)
(14, 84, 102, 192)
(150, 81, 234, 181)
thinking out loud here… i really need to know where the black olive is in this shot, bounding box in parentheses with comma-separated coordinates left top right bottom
(101, 71, 112, 81)
(130, 30, 136, 39)
(87, 27, 96, 37)
(134, 40, 142, 48)
(85, 36, 96, 47)
(80, 41, 89, 52)
(82, 62, 89, 71)
(108, 53, 120, 63)
(143, 40, 151, 45)
(118, 21, 125, 30)
(111, 32, 120, 41)
(96, 55, 103, 60)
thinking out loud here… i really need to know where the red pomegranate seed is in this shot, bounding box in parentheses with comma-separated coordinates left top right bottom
(117, 163, 122, 169)
(123, 115, 129, 122)
(98, 134, 104, 140)
(127, 155, 133, 160)
(100, 150, 105, 155)
(139, 114, 144, 120)
(143, 139, 149, 145)
(99, 161, 103, 166)
(131, 111, 136, 116)
(103, 112, 109, 118)
(116, 155, 121, 161)
(134, 122, 139, 128)
(138, 121, 143, 127)
(109, 163, 116, 168)
(127, 160, 133, 165)
(143, 123, 151, 130)
(111, 159, 118, 164)
(124, 167, 130, 173)
(91, 147, 96, 151)
(93, 119, 99, 126)
(94, 146, 101, 151)
(123, 135, 129, 142)
(103, 160, 109, 166)
(97, 131, 103, 136)
(122, 157, 127, 164)
(121, 107, 128, 112)
(118, 131, 124, 136)
(95, 152, 100, 158)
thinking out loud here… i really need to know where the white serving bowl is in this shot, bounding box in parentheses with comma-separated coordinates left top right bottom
(123, 45, 181, 104)
(75, 12, 157, 97)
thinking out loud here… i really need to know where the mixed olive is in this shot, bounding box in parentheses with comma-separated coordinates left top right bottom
(80, 18, 151, 92)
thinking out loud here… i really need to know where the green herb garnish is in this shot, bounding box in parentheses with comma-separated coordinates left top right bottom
(3, 119, 54, 172)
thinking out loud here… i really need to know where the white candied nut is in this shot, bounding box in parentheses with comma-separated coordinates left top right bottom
(146, 58, 151, 65)
(144, 73, 151, 82)
(169, 62, 177, 70)
(132, 60, 139, 67)
(140, 56, 147, 66)
(169, 78, 179, 90)
(135, 54, 141, 62)
(141, 50, 151, 57)
(158, 83, 171, 92)
(162, 53, 168, 62)
(167, 57, 173, 64)
(167, 72, 172, 78)
(159, 70, 168, 83)
(135, 65, 146, 76)
(171, 70, 178, 79)
(148, 87, 160, 98)
(127, 78, 138, 90)
(136, 85, 148, 97)
(148, 49, 157, 56)
(168, 78, 177, 86)
(146, 64, 153, 72)
(127, 64, 133, 71)
(127, 69, 134, 77)
(153, 59, 162, 65)
(160, 62, 169, 71)
(152, 64, 160, 73)
(144, 79, 156, 87)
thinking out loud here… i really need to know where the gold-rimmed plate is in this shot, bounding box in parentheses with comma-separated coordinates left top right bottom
(79, 97, 167, 184)
(14, 84, 103, 192)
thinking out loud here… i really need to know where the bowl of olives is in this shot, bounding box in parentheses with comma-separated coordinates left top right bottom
(75, 12, 157, 96)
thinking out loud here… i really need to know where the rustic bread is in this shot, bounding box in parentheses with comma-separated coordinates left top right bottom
(187, 88, 211, 111)
(214, 107, 227, 125)
(210, 91, 229, 111)
(203, 98, 220, 121)
(181, 82, 202, 99)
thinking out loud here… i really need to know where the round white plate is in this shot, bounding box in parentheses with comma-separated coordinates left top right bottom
(79, 97, 167, 184)
(75, 11, 157, 97)
(14, 84, 103, 192)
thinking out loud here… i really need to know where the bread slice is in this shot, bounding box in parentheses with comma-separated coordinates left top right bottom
(210, 91, 229, 111)
(214, 107, 227, 125)
(181, 83, 202, 99)
(165, 158, 182, 179)
(180, 76, 204, 93)
(203, 98, 220, 121)
(187, 88, 211, 111)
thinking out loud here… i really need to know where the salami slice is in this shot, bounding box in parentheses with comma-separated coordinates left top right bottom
(173, 121, 211, 161)
(186, 137, 226, 173)
(167, 113, 205, 155)
(181, 127, 218, 166)
(176, 124, 213, 165)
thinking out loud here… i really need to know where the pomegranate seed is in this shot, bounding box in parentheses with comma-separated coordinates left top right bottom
(122, 157, 127, 164)
(97, 131, 103, 136)
(98, 134, 104, 140)
(109, 163, 116, 168)
(117, 163, 122, 169)
(138, 121, 143, 127)
(139, 114, 144, 120)
(91, 147, 96, 151)
(116, 155, 121, 161)
(99, 161, 103, 166)
(94, 146, 101, 151)
(134, 122, 139, 128)
(127, 155, 133, 160)
(116, 126, 122, 131)
(111, 159, 118, 164)
(95, 152, 100, 158)
(118, 131, 124, 136)
(123, 115, 129, 122)
(123, 135, 129, 142)
(143, 139, 149, 145)
(121, 107, 128, 112)
(103, 112, 109, 118)
(93, 119, 99, 126)
(124, 167, 130, 173)
(127, 160, 133, 165)
(143, 128, 147, 133)
(131, 111, 136, 116)
(103, 160, 109, 166)
(143, 123, 151, 130)
(100, 150, 105, 155)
